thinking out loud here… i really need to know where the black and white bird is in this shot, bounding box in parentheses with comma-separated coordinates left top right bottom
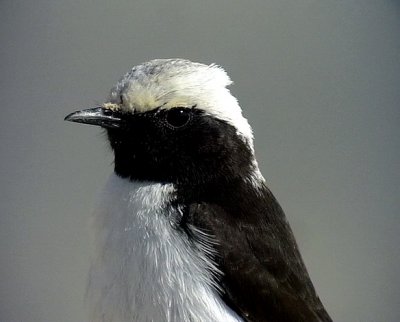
(65, 59, 332, 322)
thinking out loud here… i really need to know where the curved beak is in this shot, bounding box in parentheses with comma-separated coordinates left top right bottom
(64, 107, 123, 129)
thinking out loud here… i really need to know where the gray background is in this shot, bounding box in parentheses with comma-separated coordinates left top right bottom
(1, 1, 399, 321)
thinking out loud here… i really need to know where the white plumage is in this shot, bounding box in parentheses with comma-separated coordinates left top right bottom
(104, 59, 254, 149)
(87, 174, 242, 322)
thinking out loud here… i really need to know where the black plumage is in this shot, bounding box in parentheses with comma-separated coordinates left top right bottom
(104, 107, 332, 322)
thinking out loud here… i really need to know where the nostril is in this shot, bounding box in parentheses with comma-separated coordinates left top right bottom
(103, 109, 113, 116)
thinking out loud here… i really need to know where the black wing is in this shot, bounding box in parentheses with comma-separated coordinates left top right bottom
(183, 186, 332, 322)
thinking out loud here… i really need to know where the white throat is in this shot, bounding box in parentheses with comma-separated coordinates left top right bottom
(87, 173, 242, 322)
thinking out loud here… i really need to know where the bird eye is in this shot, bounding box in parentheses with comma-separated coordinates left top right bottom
(165, 108, 192, 129)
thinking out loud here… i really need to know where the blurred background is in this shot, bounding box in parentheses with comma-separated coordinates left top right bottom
(1, 1, 399, 321)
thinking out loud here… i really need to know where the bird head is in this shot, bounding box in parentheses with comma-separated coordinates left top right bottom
(65, 59, 261, 187)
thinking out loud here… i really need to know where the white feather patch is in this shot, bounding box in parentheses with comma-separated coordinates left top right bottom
(103, 59, 254, 149)
(87, 174, 243, 322)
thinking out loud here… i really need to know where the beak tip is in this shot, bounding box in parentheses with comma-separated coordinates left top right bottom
(64, 111, 82, 123)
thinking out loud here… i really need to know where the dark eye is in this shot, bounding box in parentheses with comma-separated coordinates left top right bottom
(165, 108, 192, 129)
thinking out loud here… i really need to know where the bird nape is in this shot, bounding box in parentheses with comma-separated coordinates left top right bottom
(65, 58, 332, 322)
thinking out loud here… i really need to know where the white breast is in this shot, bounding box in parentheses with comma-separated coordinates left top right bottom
(87, 174, 242, 322)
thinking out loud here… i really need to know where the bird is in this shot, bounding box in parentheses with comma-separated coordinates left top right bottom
(65, 58, 332, 322)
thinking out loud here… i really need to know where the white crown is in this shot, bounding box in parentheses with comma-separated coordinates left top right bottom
(103, 59, 254, 145)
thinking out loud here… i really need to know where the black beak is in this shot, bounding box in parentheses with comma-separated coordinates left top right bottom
(64, 107, 123, 129)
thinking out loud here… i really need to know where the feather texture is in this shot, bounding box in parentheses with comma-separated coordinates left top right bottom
(87, 174, 242, 322)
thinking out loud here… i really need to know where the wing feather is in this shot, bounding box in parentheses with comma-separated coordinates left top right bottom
(184, 189, 331, 322)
